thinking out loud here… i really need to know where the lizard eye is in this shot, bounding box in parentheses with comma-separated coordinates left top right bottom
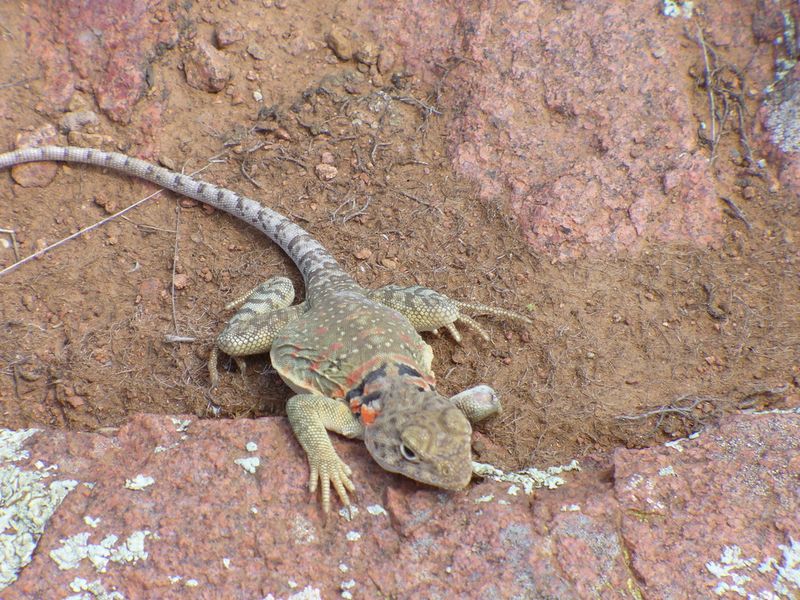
(399, 443, 419, 462)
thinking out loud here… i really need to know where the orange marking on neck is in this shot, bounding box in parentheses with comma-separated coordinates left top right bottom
(360, 405, 378, 425)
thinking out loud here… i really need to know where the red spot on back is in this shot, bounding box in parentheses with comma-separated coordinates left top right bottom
(315, 326, 328, 335)
(329, 342, 343, 351)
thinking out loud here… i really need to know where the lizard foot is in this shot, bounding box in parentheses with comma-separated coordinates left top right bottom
(285, 393, 364, 514)
(369, 284, 531, 343)
(307, 452, 356, 514)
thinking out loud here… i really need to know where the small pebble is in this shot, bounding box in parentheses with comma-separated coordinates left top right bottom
(173, 273, 190, 290)
(326, 28, 352, 61)
(315, 163, 338, 181)
(247, 43, 267, 60)
(355, 41, 378, 65)
(21, 294, 35, 311)
(215, 22, 244, 48)
(65, 396, 85, 408)
(377, 50, 395, 74)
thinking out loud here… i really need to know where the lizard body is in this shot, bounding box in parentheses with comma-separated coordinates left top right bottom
(0, 145, 530, 512)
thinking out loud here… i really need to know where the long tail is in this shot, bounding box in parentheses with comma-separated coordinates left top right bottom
(0, 146, 358, 299)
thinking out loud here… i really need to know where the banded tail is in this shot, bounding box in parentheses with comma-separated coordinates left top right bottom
(0, 146, 359, 299)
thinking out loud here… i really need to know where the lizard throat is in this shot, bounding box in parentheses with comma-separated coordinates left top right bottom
(345, 360, 435, 426)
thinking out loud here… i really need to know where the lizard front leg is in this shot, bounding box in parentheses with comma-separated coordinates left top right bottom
(209, 277, 304, 387)
(286, 394, 364, 513)
(369, 284, 531, 343)
(449, 385, 502, 424)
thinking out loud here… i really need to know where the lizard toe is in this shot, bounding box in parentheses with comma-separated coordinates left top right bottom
(309, 455, 355, 513)
(456, 314, 490, 342)
(444, 322, 462, 343)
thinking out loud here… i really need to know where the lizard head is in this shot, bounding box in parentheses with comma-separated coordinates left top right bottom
(363, 382, 474, 490)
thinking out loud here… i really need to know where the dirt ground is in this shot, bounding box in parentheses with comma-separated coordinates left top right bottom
(0, 2, 798, 472)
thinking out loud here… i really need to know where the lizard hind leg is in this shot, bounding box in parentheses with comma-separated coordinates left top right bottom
(209, 277, 303, 387)
(369, 284, 531, 343)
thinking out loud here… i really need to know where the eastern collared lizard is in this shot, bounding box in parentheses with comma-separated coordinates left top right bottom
(0, 146, 531, 512)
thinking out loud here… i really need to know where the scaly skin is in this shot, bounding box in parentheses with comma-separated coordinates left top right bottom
(0, 145, 530, 513)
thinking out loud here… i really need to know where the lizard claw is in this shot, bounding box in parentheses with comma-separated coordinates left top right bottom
(308, 454, 355, 513)
(443, 315, 490, 343)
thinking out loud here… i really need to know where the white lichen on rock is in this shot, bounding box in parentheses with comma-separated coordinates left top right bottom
(0, 429, 78, 590)
(262, 586, 322, 600)
(124, 475, 155, 490)
(50, 530, 152, 572)
(706, 540, 800, 597)
(365, 504, 387, 517)
(661, 0, 694, 18)
(170, 418, 192, 432)
(758, 538, 800, 597)
(0, 429, 37, 462)
(338, 504, 358, 522)
(472, 459, 581, 494)
(706, 545, 755, 596)
(84, 515, 101, 528)
(66, 576, 125, 600)
(234, 456, 260, 474)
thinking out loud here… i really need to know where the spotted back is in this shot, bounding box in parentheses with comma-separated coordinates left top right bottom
(270, 292, 434, 399)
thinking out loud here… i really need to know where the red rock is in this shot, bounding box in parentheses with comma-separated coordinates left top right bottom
(760, 64, 800, 193)
(377, 49, 395, 74)
(314, 163, 338, 181)
(614, 413, 800, 597)
(2, 412, 797, 597)
(64, 395, 85, 408)
(357, 1, 736, 257)
(183, 40, 232, 93)
(215, 21, 244, 48)
(23, 0, 180, 123)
